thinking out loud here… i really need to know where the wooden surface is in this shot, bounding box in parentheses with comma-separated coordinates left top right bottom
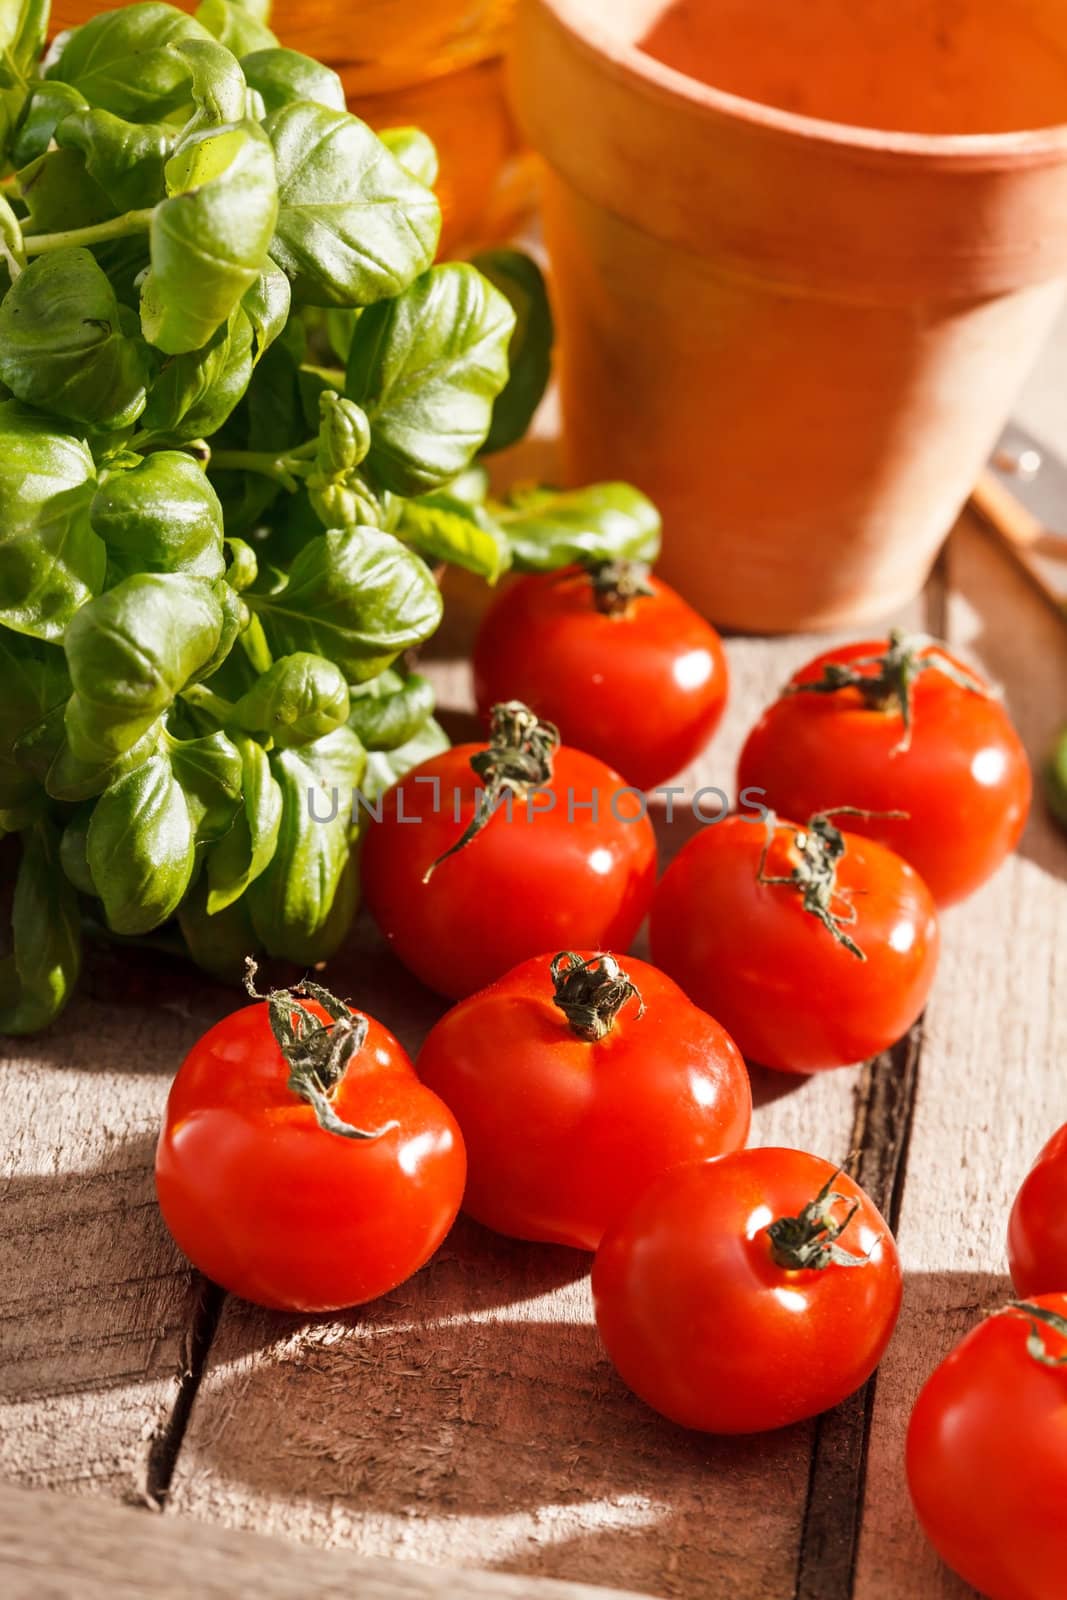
(2, 473, 1067, 1591)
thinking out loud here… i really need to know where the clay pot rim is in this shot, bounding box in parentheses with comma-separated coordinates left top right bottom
(535, 0, 1067, 168)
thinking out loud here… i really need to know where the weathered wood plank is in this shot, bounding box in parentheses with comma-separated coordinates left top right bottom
(0, 1480, 647, 1600)
(853, 514, 1067, 1599)
(164, 600, 925, 1600)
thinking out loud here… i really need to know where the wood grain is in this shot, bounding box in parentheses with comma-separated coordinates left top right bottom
(853, 513, 1067, 1599)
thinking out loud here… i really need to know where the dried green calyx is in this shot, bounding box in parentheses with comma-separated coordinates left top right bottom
(589, 559, 654, 617)
(767, 1171, 872, 1271)
(757, 807, 905, 961)
(550, 951, 645, 1041)
(1008, 1300, 1067, 1367)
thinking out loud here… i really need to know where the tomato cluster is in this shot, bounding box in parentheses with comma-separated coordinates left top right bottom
(155, 570, 1048, 1599)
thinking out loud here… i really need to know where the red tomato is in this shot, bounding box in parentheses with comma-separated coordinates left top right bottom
(593, 1147, 901, 1433)
(416, 950, 751, 1250)
(472, 565, 729, 791)
(907, 1297, 1067, 1600)
(737, 633, 1031, 907)
(362, 703, 658, 999)
(1009, 1123, 1067, 1296)
(649, 810, 939, 1072)
(155, 976, 465, 1312)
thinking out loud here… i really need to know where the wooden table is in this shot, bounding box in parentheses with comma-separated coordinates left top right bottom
(3, 380, 1067, 1595)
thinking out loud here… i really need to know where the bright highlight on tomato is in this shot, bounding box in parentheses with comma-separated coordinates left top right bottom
(473, 563, 729, 791)
(650, 809, 939, 1072)
(416, 950, 751, 1250)
(155, 966, 465, 1313)
(737, 632, 1031, 907)
(593, 1147, 902, 1433)
(907, 1297, 1067, 1600)
(1008, 1122, 1067, 1297)
(362, 701, 658, 1000)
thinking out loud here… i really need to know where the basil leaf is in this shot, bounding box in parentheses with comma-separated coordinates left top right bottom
(46, 719, 163, 803)
(230, 650, 350, 746)
(46, 4, 215, 122)
(55, 109, 174, 210)
(0, 820, 81, 1035)
(92, 450, 226, 580)
(0, 0, 50, 166)
(142, 304, 254, 441)
(175, 37, 249, 133)
(240, 47, 344, 114)
(195, 0, 277, 55)
(347, 669, 435, 752)
(204, 731, 281, 912)
(247, 726, 364, 962)
(472, 249, 554, 455)
(264, 102, 439, 308)
(397, 490, 510, 581)
(140, 119, 278, 355)
(247, 527, 443, 683)
(362, 715, 449, 804)
(178, 870, 259, 979)
(59, 806, 96, 896)
(242, 263, 290, 364)
(12, 80, 87, 169)
(379, 126, 438, 188)
(0, 404, 102, 642)
(498, 483, 663, 571)
(18, 146, 113, 234)
(346, 263, 515, 495)
(63, 572, 226, 762)
(0, 628, 70, 812)
(86, 752, 196, 935)
(168, 727, 243, 841)
(0, 248, 152, 430)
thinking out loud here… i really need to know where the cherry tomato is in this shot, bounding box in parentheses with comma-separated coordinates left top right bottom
(362, 702, 658, 1000)
(473, 564, 729, 791)
(649, 810, 939, 1072)
(593, 1147, 901, 1433)
(907, 1297, 1067, 1600)
(1009, 1123, 1067, 1296)
(737, 632, 1031, 907)
(416, 950, 751, 1250)
(155, 973, 465, 1312)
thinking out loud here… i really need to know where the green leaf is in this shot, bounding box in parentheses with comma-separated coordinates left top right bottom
(346, 263, 515, 495)
(195, 0, 277, 55)
(264, 101, 439, 308)
(0, 820, 82, 1035)
(397, 490, 510, 581)
(91, 450, 226, 581)
(497, 482, 663, 571)
(142, 304, 254, 440)
(55, 108, 174, 210)
(0, 0, 51, 167)
(240, 47, 345, 114)
(242, 262, 290, 365)
(0, 404, 102, 641)
(0, 248, 152, 430)
(46, 719, 163, 803)
(247, 527, 443, 683)
(204, 731, 281, 911)
(18, 146, 114, 235)
(167, 727, 243, 841)
(362, 715, 449, 804)
(178, 869, 259, 979)
(63, 572, 227, 763)
(46, 3, 215, 122)
(140, 119, 278, 355)
(175, 36, 249, 133)
(246, 726, 364, 962)
(472, 249, 554, 455)
(230, 650, 350, 746)
(59, 806, 96, 896)
(379, 125, 439, 188)
(86, 752, 196, 935)
(347, 668, 435, 752)
(12, 80, 88, 169)
(0, 628, 70, 811)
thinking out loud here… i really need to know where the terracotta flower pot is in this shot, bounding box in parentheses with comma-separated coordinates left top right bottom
(511, 0, 1067, 631)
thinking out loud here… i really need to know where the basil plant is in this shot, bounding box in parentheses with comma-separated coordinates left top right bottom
(0, 0, 660, 1032)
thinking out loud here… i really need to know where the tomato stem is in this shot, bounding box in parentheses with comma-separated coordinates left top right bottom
(244, 958, 397, 1142)
(782, 629, 985, 752)
(767, 1170, 872, 1271)
(588, 559, 654, 617)
(550, 951, 645, 1040)
(757, 807, 905, 961)
(1008, 1300, 1067, 1367)
(423, 700, 560, 882)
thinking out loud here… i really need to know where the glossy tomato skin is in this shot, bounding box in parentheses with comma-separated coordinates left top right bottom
(416, 951, 751, 1250)
(737, 640, 1031, 907)
(472, 569, 729, 791)
(907, 1297, 1067, 1600)
(362, 743, 658, 999)
(593, 1148, 901, 1433)
(155, 1001, 465, 1313)
(1008, 1123, 1067, 1296)
(649, 813, 939, 1072)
